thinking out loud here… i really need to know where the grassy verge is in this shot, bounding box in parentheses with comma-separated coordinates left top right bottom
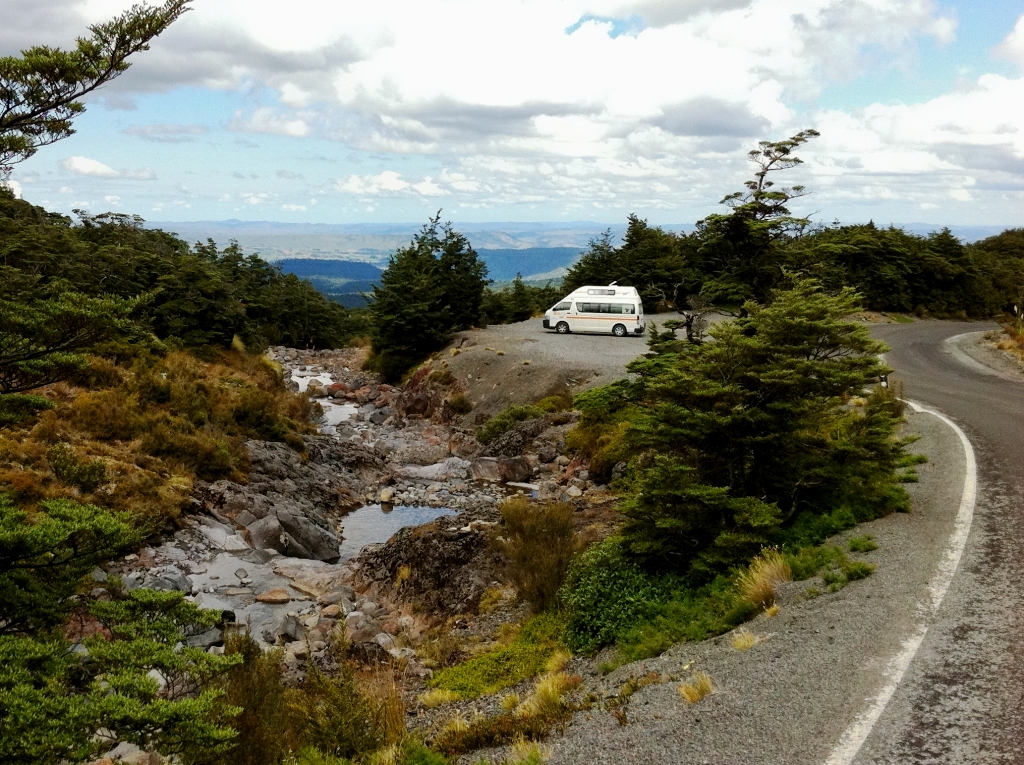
(427, 614, 565, 700)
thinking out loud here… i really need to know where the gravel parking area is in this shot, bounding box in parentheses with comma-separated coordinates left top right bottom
(446, 313, 701, 419)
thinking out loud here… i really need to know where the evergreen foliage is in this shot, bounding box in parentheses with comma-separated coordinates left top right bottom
(0, 196, 360, 354)
(0, 1, 191, 173)
(575, 278, 908, 578)
(368, 214, 488, 380)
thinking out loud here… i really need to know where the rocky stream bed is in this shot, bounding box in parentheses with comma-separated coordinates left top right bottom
(100, 346, 607, 685)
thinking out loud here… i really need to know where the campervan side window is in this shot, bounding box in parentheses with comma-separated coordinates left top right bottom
(553, 301, 570, 311)
(577, 302, 635, 314)
(586, 288, 617, 296)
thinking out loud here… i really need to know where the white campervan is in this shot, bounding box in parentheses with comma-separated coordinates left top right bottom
(542, 284, 645, 337)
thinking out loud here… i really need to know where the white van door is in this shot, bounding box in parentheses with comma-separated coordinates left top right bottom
(574, 301, 602, 333)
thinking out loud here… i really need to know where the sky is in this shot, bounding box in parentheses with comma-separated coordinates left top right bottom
(3, 0, 1024, 227)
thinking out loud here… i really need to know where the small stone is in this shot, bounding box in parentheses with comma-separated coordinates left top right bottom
(321, 604, 342, 618)
(379, 487, 395, 503)
(288, 641, 310, 658)
(556, 455, 571, 466)
(255, 588, 292, 604)
(234, 568, 248, 580)
(566, 485, 583, 498)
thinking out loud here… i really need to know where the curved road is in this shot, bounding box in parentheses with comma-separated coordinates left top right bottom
(857, 321, 1024, 763)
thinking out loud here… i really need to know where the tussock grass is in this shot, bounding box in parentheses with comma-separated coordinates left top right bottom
(736, 549, 792, 610)
(730, 628, 759, 651)
(515, 672, 580, 719)
(678, 672, 713, 704)
(847, 535, 878, 553)
(418, 689, 460, 708)
(508, 736, 551, 764)
(500, 693, 521, 711)
(543, 649, 572, 674)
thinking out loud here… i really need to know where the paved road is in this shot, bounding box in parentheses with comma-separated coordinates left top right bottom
(852, 321, 1024, 763)
(545, 319, 1024, 765)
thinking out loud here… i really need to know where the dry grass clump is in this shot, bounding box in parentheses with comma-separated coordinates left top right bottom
(432, 670, 581, 757)
(543, 649, 572, 674)
(678, 672, 713, 704)
(508, 735, 551, 764)
(492, 497, 580, 612)
(418, 688, 461, 708)
(730, 628, 760, 651)
(515, 672, 580, 719)
(500, 693, 521, 711)
(736, 548, 792, 610)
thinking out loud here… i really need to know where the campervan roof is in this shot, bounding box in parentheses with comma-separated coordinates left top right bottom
(567, 285, 639, 298)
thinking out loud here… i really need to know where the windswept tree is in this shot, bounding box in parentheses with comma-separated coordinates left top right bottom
(695, 129, 819, 304)
(1, 1, 191, 177)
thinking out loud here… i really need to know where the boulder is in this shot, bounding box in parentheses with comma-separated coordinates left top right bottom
(277, 510, 340, 562)
(255, 588, 292, 604)
(246, 515, 284, 552)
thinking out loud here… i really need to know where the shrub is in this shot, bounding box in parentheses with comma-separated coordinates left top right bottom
(446, 394, 472, 415)
(0, 394, 54, 427)
(217, 634, 290, 765)
(561, 539, 664, 653)
(735, 549, 792, 610)
(288, 666, 383, 759)
(476, 404, 544, 445)
(46, 443, 107, 493)
(492, 497, 579, 612)
(70, 389, 142, 441)
(429, 614, 564, 699)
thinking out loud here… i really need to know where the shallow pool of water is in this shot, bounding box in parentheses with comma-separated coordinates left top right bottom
(338, 505, 457, 562)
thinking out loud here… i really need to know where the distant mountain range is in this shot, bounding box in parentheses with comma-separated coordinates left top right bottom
(147, 219, 1017, 308)
(275, 248, 580, 307)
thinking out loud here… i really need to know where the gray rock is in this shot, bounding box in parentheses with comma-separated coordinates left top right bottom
(186, 626, 223, 649)
(277, 510, 340, 562)
(318, 586, 356, 605)
(91, 567, 108, 583)
(247, 515, 284, 553)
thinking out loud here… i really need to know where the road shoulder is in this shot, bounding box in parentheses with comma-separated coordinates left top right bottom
(543, 407, 968, 765)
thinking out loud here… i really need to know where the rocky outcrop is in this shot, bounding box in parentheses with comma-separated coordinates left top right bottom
(353, 517, 503, 616)
(193, 436, 383, 562)
(480, 412, 575, 457)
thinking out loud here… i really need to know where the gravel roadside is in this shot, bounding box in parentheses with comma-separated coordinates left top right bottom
(532, 409, 967, 765)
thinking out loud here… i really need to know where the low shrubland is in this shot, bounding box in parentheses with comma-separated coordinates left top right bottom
(427, 614, 565, 700)
(491, 497, 580, 612)
(476, 395, 572, 445)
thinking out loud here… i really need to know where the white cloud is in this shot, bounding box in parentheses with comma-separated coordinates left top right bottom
(230, 107, 310, 137)
(104, 194, 121, 204)
(281, 203, 307, 211)
(4, 180, 22, 198)
(124, 123, 207, 142)
(62, 155, 156, 181)
(997, 14, 1024, 66)
(63, 156, 118, 178)
(337, 170, 410, 195)
(241, 192, 271, 205)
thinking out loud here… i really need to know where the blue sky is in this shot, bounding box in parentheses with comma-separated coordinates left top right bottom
(4, 0, 1023, 227)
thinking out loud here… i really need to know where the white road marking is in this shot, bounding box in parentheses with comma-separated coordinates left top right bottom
(823, 401, 978, 765)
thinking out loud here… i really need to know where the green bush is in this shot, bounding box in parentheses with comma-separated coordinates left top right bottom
(492, 497, 579, 612)
(429, 614, 564, 698)
(446, 394, 472, 415)
(0, 395, 54, 427)
(560, 539, 664, 654)
(45, 443, 107, 493)
(476, 404, 544, 445)
(847, 535, 878, 553)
